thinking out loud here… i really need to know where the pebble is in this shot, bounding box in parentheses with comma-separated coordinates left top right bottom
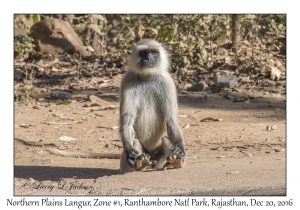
(274, 148, 285, 152)
(266, 125, 276, 132)
(213, 75, 237, 88)
(32, 105, 39, 110)
(105, 143, 114, 148)
(50, 91, 72, 99)
(227, 171, 239, 174)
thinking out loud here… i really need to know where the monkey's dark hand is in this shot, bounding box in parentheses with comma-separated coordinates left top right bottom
(125, 147, 139, 168)
(171, 141, 185, 159)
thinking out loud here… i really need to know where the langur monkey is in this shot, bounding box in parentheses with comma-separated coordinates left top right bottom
(119, 39, 186, 173)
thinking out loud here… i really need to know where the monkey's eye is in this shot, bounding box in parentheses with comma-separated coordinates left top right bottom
(151, 51, 158, 56)
(140, 51, 147, 56)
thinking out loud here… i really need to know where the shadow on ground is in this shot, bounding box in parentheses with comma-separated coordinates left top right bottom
(14, 165, 120, 181)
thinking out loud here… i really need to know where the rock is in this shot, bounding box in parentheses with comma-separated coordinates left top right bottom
(105, 143, 114, 148)
(98, 83, 108, 89)
(58, 136, 76, 141)
(89, 95, 109, 105)
(30, 19, 91, 57)
(213, 75, 237, 88)
(274, 148, 285, 153)
(266, 125, 276, 132)
(50, 91, 72, 99)
(188, 81, 211, 92)
(32, 106, 39, 110)
(111, 126, 119, 130)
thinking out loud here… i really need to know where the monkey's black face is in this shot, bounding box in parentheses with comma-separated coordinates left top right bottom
(138, 49, 159, 68)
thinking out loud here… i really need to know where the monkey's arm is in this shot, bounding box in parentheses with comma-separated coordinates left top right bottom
(165, 118, 185, 159)
(164, 114, 186, 169)
(119, 88, 140, 168)
(162, 79, 186, 162)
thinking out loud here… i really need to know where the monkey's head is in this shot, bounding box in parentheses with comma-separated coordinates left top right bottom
(128, 39, 169, 76)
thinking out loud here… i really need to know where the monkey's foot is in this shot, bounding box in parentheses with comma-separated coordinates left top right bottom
(163, 155, 183, 170)
(135, 154, 155, 171)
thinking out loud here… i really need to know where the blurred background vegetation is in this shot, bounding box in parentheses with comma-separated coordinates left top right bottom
(14, 14, 286, 103)
(14, 14, 286, 69)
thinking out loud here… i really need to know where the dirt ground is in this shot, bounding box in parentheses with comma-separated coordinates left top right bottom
(14, 77, 286, 196)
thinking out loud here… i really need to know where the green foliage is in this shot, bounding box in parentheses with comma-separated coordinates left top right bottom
(13, 14, 286, 73)
(32, 14, 40, 23)
(14, 14, 40, 32)
(104, 14, 231, 69)
(104, 14, 285, 71)
(71, 14, 110, 53)
(14, 35, 35, 60)
(56, 100, 71, 105)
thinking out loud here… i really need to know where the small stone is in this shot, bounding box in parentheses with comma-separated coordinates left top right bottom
(90, 103, 100, 107)
(184, 124, 190, 129)
(99, 83, 108, 89)
(213, 75, 237, 88)
(271, 125, 276, 130)
(32, 105, 40, 110)
(274, 148, 285, 153)
(90, 95, 109, 105)
(227, 171, 239, 174)
(105, 143, 114, 148)
(58, 136, 77, 141)
(51, 91, 72, 99)
(188, 81, 211, 92)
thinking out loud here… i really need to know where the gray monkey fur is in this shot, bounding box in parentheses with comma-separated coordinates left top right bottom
(119, 39, 186, 173)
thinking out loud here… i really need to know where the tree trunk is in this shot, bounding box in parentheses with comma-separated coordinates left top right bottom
(231, 14, 241, 53)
